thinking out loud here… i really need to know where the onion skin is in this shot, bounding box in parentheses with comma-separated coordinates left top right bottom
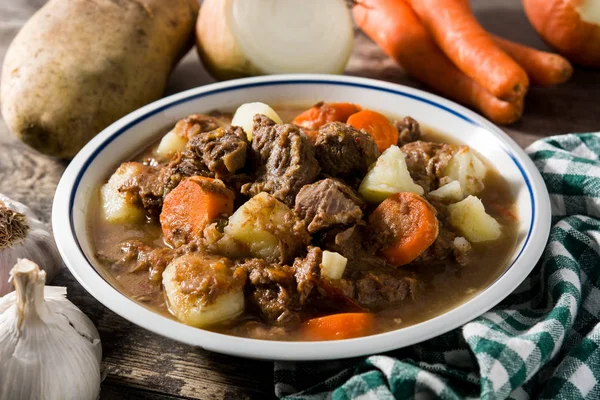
(196, 0, 261, 80)
(523, 0, 600, 67)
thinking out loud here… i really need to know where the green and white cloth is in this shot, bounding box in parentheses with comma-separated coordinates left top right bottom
(275, 133, 600, 400)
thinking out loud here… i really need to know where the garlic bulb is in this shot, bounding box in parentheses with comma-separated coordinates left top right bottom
(0, 193, 61, 296)
(0, 259, 102, 400)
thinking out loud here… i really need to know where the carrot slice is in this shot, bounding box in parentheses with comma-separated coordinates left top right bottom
(492, 35, 573, 87)
(352, 0, 523, 125)
(160, 176, 234, 246)
(347, 110, 399, 153)
(302, 313, 375, 341)
(408, 0, 529, 101)
(369, 192, 439, 266)
(293, 102, 362, 131)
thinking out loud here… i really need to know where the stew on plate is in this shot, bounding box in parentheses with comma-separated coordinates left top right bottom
(91, 102, 518, 341)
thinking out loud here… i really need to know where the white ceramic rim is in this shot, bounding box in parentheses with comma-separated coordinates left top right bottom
(53, 74, 551, 361)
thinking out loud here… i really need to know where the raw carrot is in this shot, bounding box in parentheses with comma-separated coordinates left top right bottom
(408, 0, 529, 101)
(293, 102, 362, 130)
(160, 176, 234, 246)
(492, 35, 573, 87)
(302, 313, 375, 341)
(369, 192, 439, 266)
(353, 0, 523, 125)
(347, 110, 399, 153)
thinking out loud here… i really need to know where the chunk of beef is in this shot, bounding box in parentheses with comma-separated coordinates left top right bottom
(170, 114, 222, 140)
(314, 122, 379, 183)
(294, 179, 364, 233)
(321, 269, 417, 310)
(318, 225, 363, 260)
(353, 272, 415, 308)
(248, 114, 282, 165)
(293, 247, 322, 304)
(107, 240, 176, 283)
(242, 115, 320, 206)
(242, 259, 301, 325)
(187, 126, 248, 178)
(242, 248, 323, 325)
(165, 125, 249, 191)
(394, 117, 422, 146)
(316, 225, 389, 276)
(119, 164, 169, 217)
(400, 141, 456, 192)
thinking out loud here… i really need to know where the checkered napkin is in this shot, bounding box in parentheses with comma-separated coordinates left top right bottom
(275, 133, 600, 400)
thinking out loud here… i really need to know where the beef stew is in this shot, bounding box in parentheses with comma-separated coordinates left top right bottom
(90, 102, 518, 341)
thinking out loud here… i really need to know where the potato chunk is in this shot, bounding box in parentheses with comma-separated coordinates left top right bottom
(162, 254, 245, 328)
(224, 192, 308, 263)
(321, 251, 347, 280)
(231, 102, 282, 141)
(359, 145, 424, 203)
(448, 196, 501, 242)
(443, 147, 487, 196)
(155, 130, 188, 158)
(100, 162, 145, 223)
(428, 180, 464, 202)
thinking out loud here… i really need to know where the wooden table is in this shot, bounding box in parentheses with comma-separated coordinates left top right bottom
(1, 0, 598, 398)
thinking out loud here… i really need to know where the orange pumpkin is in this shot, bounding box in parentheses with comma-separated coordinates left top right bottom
(522, 0, 600, 67)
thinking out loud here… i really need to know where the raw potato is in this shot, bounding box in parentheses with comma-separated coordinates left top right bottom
(448, 195, 501, 242)
(100, 162, 145, 224)
(1, 0, 199, 159)
(224, 192, 308, 263)
(443, 147, 488, 196)
(162, 254, 245, 328)
(428, 180, 464, 202)
(231, 102, 282, 141)
(359, 145, 424, 203)
(321, 251, 347, 280)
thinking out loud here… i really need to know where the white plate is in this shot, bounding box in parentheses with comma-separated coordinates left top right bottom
(53, 74, 551, 361)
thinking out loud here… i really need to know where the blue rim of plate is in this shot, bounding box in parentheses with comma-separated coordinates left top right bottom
(68, 79, 535, 287)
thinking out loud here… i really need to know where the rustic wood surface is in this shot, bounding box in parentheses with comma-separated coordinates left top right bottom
(0, 0, 599, 399)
